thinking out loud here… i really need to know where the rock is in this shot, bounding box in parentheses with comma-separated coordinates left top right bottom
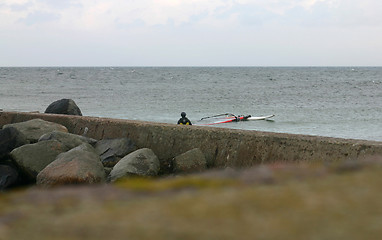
(101, 156, 121, 168)
(10, 140, 69, 181)
(3, 119, 68, 143)
(70, 141, 98, 153)
(104, 167, 113, 177)
(37, 143, 105, 186)
(44, 99, 82, 116)
(0, 127, 28, 160)
(109, 148, 160, 182)
(158, 158, 174, 175)
(95, 138, 137, 167)
(173, 148, 207, 174)
(39, 131, 97, 149)
(0, 164, 19, 190)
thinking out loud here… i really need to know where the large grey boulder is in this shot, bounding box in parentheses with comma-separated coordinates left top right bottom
(173, 148, 207, 174)
(39, 131, 97, 149)
(10, 140, 69, 181)
(95, 138, 137, 167)
(45, 98, 82, 116)
(109, 148, 160, 182)
(37, 143, 105, 186)
(0, 127, 28, 160)
(3, 119, 68, 143)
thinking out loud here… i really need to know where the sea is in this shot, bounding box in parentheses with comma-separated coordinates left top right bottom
(0, 67, 381, 142)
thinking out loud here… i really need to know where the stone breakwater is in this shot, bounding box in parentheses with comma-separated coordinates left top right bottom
(2, 111, 382, 165)
(1, 110, 382, 189)
(0, 117, 208, 189)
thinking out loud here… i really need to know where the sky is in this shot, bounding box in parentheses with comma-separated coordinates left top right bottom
(1, 0, 382, 66)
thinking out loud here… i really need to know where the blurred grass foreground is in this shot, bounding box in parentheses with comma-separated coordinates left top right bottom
(1, 156, 382, 240)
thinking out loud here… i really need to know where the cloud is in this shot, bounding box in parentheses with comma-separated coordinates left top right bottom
(2, 0, 382, 30)
(1, 0, 382, 66)
(9, 2, 33, 12)
(37, 0, 81, 9)
(17, 10, 60, 25)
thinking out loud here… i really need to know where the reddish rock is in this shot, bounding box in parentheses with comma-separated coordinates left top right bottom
(37, 144, 105, 186)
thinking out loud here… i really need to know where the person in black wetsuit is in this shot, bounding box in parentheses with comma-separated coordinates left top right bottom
(177, 112, 192, 125)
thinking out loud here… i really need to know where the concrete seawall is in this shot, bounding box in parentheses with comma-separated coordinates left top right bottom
(1, 111, 382, 168)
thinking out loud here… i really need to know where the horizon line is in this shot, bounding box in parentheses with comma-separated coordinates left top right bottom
(1, 65, 381, 68)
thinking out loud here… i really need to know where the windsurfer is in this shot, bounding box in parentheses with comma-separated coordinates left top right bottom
(177, 112, 192, 125)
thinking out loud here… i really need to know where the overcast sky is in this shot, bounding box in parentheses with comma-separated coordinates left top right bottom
(1, 0, 382, 66)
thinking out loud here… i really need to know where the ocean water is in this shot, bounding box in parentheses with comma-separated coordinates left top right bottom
(0, 67, 381, 141)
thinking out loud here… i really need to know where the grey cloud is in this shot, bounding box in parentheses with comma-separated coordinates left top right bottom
(0, 1, 33, 12)
(10, 2, 33, 12)
(18, 10, 60, 25)
(37, 0, 81, 9)
(284, 1, 382, 28)
(226, 4, 278, 26)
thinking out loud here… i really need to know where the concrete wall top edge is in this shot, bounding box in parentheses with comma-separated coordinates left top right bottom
(1, 111, 381, 145)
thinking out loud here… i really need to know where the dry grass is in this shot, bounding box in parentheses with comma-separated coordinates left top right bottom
(1, 158, 382, 240)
